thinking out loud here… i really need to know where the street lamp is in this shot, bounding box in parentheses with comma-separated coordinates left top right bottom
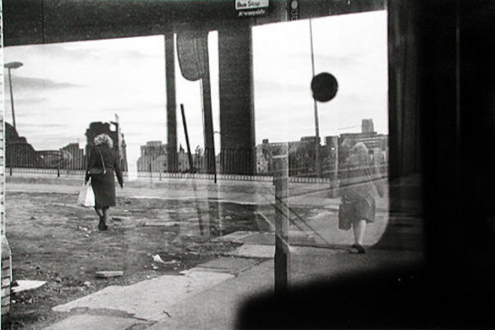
(4, 61, 23, 130)
(308, 20, 322, 177)
(309, 21, 338, 180)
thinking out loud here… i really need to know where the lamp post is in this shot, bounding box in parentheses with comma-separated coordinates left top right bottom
(309, 23, 339, 184)
(4, 61, 23, 130)
(309, 20, 322, 177)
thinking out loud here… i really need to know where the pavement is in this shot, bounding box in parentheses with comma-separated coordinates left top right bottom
(6, 173, 424, 329)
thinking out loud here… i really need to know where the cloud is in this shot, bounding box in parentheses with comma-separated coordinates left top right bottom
(10, 76, 81, 92)
(61, 35, 164, 64)
(12, 96, 48, 105)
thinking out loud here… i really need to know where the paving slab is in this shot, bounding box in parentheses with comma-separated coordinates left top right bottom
(44, 315, 147, 330)
(214, 231, 256, 243)
(52, 271, 234, 322)
(225, 244, 275, 259)
(190, 257, 260, 275)
(95, 271, 124, 279)
(145, 260, 275, 330)
(143, 221, 180, 227)
(236, 232, 274, 245)
(228, 231, 316, 246)
(11, 280, 46, 293)
(289, 231, 317, 245)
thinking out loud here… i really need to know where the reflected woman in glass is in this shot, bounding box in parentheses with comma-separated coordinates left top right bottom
(339, 142, 384, 253)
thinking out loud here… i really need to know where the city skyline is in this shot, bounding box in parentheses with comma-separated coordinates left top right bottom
(6, 116, 383, 154)
(3, 10, 388, 171)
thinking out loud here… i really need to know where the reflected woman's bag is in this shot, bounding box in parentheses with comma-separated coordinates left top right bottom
(338, 200, 353, 231)
(77, 182, 95, 207)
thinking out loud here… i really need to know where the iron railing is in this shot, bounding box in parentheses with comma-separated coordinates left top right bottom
(6, 144, 388, 182)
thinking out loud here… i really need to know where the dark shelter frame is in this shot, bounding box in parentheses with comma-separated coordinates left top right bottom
(3, 0, 495, 327)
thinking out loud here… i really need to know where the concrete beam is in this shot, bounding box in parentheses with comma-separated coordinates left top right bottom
(3, 0, 385, 47)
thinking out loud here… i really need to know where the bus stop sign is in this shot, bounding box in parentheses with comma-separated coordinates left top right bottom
(311, 72, 338, 102)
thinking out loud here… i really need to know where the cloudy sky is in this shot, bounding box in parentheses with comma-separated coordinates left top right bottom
(3, 10, 387, 168)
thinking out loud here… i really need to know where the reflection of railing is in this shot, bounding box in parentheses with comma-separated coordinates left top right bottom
(139, 147, 378, 178)
(138, 171, 333, 183)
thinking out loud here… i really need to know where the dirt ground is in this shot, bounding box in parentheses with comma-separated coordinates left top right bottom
(3, 190, 286, 329)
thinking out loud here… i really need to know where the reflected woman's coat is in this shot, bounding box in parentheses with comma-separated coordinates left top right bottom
(339, 142, 384, 223)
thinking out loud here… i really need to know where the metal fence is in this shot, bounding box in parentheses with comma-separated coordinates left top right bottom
(5, 143, 86, 176)
(6, 143, 388, 182)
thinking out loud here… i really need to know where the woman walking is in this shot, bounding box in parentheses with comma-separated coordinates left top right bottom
(85, 133, 124, 231)
(339, 142, 384, 253)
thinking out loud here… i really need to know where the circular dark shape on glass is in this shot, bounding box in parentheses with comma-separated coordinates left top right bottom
(311, 72, 338, 102)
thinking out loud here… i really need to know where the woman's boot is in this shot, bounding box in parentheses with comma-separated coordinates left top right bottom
(98, 215, 108, 231)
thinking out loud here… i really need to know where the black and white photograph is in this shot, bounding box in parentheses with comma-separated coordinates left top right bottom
(1, 1, 494, 329)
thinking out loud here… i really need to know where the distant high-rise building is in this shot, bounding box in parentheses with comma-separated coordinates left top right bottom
(362, 119, 374, 133)
(255, 119, 388, 179)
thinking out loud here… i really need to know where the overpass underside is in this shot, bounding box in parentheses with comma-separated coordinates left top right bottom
(3, 0, 385, 175)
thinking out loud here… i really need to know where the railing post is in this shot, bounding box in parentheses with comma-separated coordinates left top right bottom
(273, 143, 290, 294)
(9, 148, 12, 177)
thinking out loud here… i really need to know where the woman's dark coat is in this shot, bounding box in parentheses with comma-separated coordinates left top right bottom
(85, 145, 124, 207)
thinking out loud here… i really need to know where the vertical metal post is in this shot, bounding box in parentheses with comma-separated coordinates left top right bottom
(273, 144, 290, 293)
(330, 136, 339, 197)
(159, 146, 162, 181)
(309, 20, 322, 178)
(181, 104, 195, 174)
(57, 152, 60, 178)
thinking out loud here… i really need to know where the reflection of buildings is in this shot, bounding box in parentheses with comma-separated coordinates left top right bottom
(256, 136, 323, 177)
(85, 121, 128, 171)
(256, 139, 272, 175)
(137, 119, 386, 177)
(255, 119, 388, 177)
(137, 141, 195, 173)
(338, 119, 388, 167)
(137, 141, 167, 172)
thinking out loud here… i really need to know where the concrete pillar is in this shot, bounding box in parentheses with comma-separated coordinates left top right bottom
(165, 32, 178, 173)
(218, 24, 255, 175)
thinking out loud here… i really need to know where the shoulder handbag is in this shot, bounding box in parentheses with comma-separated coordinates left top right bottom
(88, 147, 107, 178)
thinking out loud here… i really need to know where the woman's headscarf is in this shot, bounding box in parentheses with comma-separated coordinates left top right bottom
(349, 142, 370, 166)
(94, 133, 114, 148)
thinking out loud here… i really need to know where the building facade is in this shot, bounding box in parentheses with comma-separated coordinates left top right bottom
(255, 119, 388, 178)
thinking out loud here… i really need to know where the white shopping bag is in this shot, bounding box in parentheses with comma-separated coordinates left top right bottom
(77, 182, 95, 207)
